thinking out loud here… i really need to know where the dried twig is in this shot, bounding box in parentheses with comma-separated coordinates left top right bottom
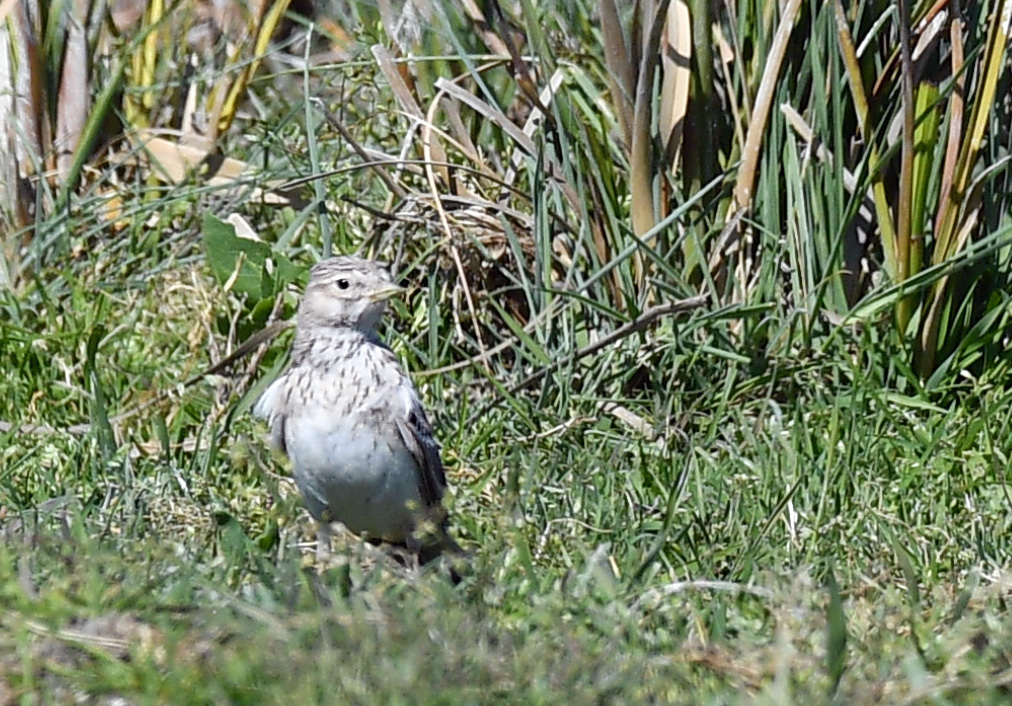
(1, 319, 293, 439)
(505, 293, 709, 395)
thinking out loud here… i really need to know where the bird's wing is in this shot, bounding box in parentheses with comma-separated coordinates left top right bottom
(254, 376, 288, 454)
(394, 386, 447, 509)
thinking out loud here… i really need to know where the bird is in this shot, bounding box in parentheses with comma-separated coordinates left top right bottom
(253, 255, 461, 567)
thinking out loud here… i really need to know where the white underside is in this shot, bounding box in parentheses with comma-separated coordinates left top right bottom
(253, 338, 428, 543)
(284, 407, 421, 542)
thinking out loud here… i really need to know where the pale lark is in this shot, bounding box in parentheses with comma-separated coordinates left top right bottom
(254, 256, 460, 565)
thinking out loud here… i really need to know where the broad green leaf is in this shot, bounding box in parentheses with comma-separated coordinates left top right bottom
(202, 213, 273, 300)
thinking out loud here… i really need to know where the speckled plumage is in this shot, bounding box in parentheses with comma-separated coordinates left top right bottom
(254, 256, 455, 558)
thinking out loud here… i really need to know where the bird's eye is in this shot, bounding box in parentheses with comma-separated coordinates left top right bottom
(336, 279, 350, 290)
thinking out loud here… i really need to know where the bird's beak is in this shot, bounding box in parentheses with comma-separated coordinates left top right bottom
(370, 283, 406, 301)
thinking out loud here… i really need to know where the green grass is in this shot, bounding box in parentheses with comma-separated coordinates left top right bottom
(5, 231, 1012, 703)
(4, 0, 1012, 702)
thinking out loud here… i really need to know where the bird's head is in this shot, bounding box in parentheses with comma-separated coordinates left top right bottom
(298, 256, 404, 334)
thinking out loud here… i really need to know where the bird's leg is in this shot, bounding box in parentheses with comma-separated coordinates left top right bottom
(402, 535, 423, 573)
(316, 522, 332, 562)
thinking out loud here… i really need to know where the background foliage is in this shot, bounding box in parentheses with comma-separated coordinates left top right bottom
(2, 0, 1012, 702)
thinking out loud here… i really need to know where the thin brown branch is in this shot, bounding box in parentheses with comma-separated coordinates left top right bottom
(311, 97, 408, 201)
(506, 293, 710, 395)
(1, 319, 295, 439)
